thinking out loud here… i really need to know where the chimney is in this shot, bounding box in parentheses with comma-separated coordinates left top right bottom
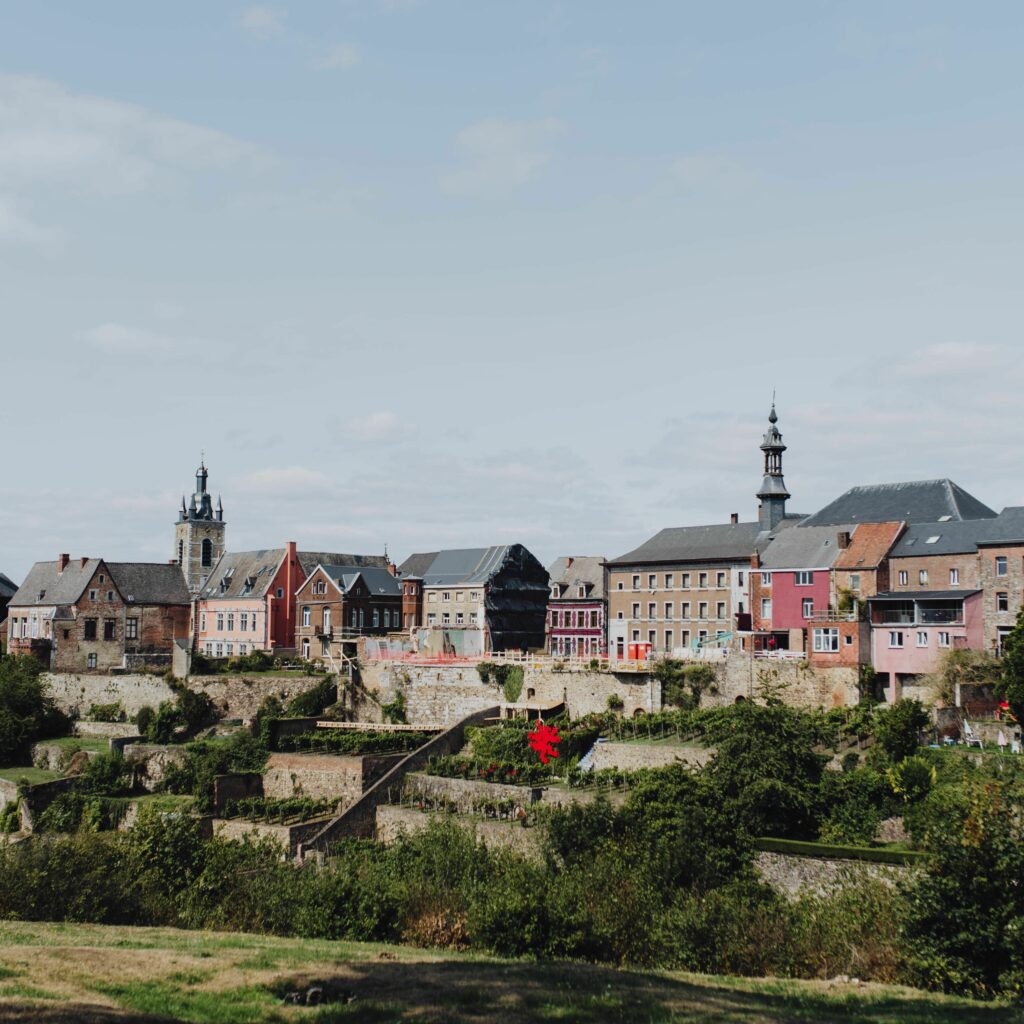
(79, 557, 89, 568)
(730, 513, 739, 525)
(751, 552, 761, 569)
(837, 531, 851, 549)
(388, 562, 398, 577)
(57, 553, 69, 573)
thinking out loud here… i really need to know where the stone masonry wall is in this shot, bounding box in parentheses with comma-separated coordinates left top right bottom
(44, 672, 326, 722)
(261, 752, 404, 805)
(358, 662, 659, 725)
(713, 655, 860, 708)
(375, 804, 540, 860)
(589, 741, 716, 771)
(755, 850, 911, 896)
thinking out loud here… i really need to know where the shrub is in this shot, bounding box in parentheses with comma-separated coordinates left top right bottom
(285, 678, 337, 718)
(86, 701, 125, 722)
(381, 690, 408, 724)
(134, 705, 155, 736)
(874, 699, 930, 762)
(161, 733, 269, 812)
(606, 693, 624, 712)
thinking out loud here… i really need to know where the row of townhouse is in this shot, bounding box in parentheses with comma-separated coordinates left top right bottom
(4, 464, 552, 672)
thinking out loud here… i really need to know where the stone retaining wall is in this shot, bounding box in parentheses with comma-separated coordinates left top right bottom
(755, 850, 911, 896)
(589, 741, 716, 771)
(0, 779, 17, 812)
(123, 743, 189, 790)
(359, 663, 659, 725)
(713, 656, 860, 708)
(375, 804, 540, 859)
(262, 752, 403, 804)
(74, 722, 141, 739)
(214, 816, 331, 856)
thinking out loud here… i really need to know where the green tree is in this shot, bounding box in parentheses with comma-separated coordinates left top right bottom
(997, 607, 1024, 726)
(0, 655, 67, 766)
(874, 699, 930, 762)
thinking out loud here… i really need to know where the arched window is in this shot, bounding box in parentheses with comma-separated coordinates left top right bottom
(177, 540, 184, 565)
(201, 538, 213, 567)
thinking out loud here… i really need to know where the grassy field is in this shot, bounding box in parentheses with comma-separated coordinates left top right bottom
(0, 766, 63, 786)
(0, 921, 1020, 1024)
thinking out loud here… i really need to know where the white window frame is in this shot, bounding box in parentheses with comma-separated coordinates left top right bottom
(802, 598, 814, 618)
(813, 627, 839, 653)
(949, 568, 959, 585)
(795, 571, 813, 586)
(889, 631, 903, 648)
(898, 570, 908, 585)
(916, 631, 928, 647)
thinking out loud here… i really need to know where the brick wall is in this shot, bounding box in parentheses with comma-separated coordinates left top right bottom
(261, 752, 403, 804)
(979, 544, 1024, 651)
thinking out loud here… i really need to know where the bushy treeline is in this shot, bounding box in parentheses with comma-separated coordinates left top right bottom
(0, 655, 69, 766)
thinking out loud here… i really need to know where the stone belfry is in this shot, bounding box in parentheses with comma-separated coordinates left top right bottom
(756, 403, 790, 531)
(175, 461, 226, 594)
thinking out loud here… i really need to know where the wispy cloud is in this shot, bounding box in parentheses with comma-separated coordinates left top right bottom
(348, 410, 405, 442)
(240, 5, 286, 38)
(312, 43, 360, 71)
(442, 117, 563, 195)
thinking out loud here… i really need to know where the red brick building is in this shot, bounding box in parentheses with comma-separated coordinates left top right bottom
(546, 556, 606, 657)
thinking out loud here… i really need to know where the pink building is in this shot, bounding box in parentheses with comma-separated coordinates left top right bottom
(868, 590, 983, 701)
(546, 556, 606, 658)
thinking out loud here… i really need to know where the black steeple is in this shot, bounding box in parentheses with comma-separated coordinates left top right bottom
(757, 403, 790, 531)
(178, 461, 219, 522)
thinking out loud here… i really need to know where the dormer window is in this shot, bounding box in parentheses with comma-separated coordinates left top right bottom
(578, 586, 586, 598)
(551, 585, 561, 599)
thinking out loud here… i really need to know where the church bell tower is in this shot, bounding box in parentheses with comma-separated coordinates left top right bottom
(174, 461, 226, 594)
(756, 404, 790, 532)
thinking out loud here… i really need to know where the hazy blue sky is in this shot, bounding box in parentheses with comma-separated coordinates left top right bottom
(2, 2, 1023, 582)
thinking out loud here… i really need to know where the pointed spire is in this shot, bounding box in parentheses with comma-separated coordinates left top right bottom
(216, 495, 224, 522)
(757, 401, 790, 531)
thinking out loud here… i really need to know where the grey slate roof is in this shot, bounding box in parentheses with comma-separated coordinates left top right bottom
(320, 564, 402, 597)
(547, 556, 606, 600)
(297, 551, 389, 576)
(607, 518, 799, 567)
(801, 479, 996, 527)
(198, 549, 285, 600)
(398, 552, 437, 580)
(0, 573, 17, 600)
(758, 524, 858, 570)
(890, 507, 1024, 557)
(399, 547, 512, 587)
(9, 558, 101, 608)
(106, 563, 190, 605)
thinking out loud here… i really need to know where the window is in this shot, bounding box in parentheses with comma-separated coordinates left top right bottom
(849, 574, 860, 592)
(302, 607, 311, 627)
(469, 591, 480, 601)
(647, 602, 656, 620)
(427, 612, 436, 625)
(427, 592, 437, 602)
(200, 612, 206, 631)
(898, 570, 908, 585)
(716, 571, 726, 588)
(802, 598, 813, 618)
(949, 568, 959, 585)
(240, 612, 248, 631)
(632, 629, 640, 642)
(760, 598, 772, 619)
(617, 581, 624, 590)
(681, 573, 690, 588)
(550, 610, 558, 627)
(83, 619, 97, 640)
(998, 592, 1009, 612)
(813, 628, 839, 652)
(225, 643, 233, 656)
(737, 571, 745, 586)
(358, 609, 364, 627)
(664, 602, 673, 620)
(632, 574, 640, 589)
(698, 629, 708, 643)
(698, 572, 708, 588)
(442, 592, 451, 602)
(647, 630, 656, 647)
(665, 573, 674, 588)
(251, 614, 257, 632)
(215, 643, 223, 657)
(87, 653, 97, 669)
(216, 612, 224, 631)
(761, 572, 771, 585)
(103, 620, 115, 641)
(918, 570, 928, 585)
(795, 571, 813, 586)
(89, 589, 97, 601)
(456, 611, 464, 624)
(917, 631, 928, 647)
(441, 612, 450, 624)
(996, 556, 1008, 577)
(313, 580, 326, 595)
(240, 643, 248, 655)
(98, 574, 105, 584)
(938, 631, 950, 647)
(680, 601, 691, 618)
(301, 639, 310, 659)
(276, 588, 284, 599)
(177, 540, 184, 565)
(205, 643, 213, 655)
(698, 602, 708, 619)
(632, 602, 640, 618)
(373, 609, 380, 627)
(665, 630, 673, 650)
(106, 591, 114, 602)
(889, 631, 904, 648)
(681, 630, 690, 647)
(125, 618, 138, 640)
(456, 591, 464, 601)
(201, 539, 213, 567)
(323, 608, 332, 630)
(590, 610, 599, 628)
(578, 586, 586, 598)
(227, 612, 234, 631)
(648, 574, 657, 589)
(716, 601, 726, 619)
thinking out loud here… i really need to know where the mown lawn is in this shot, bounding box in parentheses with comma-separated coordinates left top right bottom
(0, 921, 1020, 1023)
(0, 766, 63, 786)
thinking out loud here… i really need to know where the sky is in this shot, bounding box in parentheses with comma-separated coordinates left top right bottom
(2, 2, 1024, 583)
